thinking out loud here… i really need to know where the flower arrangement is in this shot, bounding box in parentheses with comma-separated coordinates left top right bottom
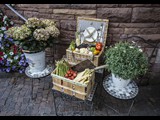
(7, 17, 60, 52)
(105, 41, 148, 80)
(0, 9, 28, 73)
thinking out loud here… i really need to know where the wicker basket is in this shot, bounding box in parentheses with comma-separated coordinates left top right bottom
(51, 69, 95, 100)
(66, 17, 109, 66)
(66, 45, 105, 66)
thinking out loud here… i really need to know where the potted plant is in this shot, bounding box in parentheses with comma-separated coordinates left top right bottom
(105, 42, 148, 88)
(6, 17, 60, 73)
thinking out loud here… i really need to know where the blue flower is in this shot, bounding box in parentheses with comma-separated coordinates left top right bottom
(6, 61, 10, 66)
(19, 69, 23, 73)
(3, 34, 7, 39)
(23, 62, 27, 66)
(0, 60, 5, 65)
(6, 44, 9, 47)
(19, 61, 23, 66)
(8, 38, 13, 42)
(21, 56, 25, 60)
(6, 68, 11, 72)
(20, 60, 24, 63)
(12, 66, 16, 70)
(21, 54, 25, 57)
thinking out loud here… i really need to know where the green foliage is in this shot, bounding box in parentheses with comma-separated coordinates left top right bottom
(105, 41, 148, 80)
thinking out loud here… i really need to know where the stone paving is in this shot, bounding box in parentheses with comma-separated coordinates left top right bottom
(0, 73, 160, 116)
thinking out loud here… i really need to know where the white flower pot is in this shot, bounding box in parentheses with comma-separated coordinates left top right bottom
(24, 51, 46, 73)
(112, 73, 131, 88)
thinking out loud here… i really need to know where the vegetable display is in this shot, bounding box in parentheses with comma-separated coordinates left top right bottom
(64, 69, 77, 80)
(55, 59, 70, 77)
(68, 39, 103, 56)
(55, 60, 94, 85)
(69, 41, 76, 51)
(74, 68, 94, 85)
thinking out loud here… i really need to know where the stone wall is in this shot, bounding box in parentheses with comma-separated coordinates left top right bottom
(1, 4, 160, 62)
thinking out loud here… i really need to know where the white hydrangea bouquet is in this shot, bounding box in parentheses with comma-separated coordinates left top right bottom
(6, 17, 60, 52)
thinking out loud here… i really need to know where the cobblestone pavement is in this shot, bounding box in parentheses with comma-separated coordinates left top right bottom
(0, 73, 160, 116)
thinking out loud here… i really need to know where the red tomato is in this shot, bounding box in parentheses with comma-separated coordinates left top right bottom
(97, 42, 102, 46)
(96, 42, 103, 51)
(71, 76, 74, 80)
(65, 74, 68, 77)
(96, 45, 102, 51)
(73, 73, 77, 77)
(67, 71, 71, 74)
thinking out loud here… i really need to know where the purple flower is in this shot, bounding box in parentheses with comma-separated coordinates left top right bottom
(6, 68, 11, 72)
(19, 69, 24, 73)
(23, 62, 27, 66)
(0, 60, 4, 65)
(8, 38, 13, 42)
(21, 56, 25, 60)
(3, 34, 7, 39)
(2, 68, 6, 72)
(6, 44, 9, 47)
(6, 61, 10, 66)
(21, 54, 25, 57)
(12, 66, 16, 70)
(20, 60, 24, 63)
(19, 61, 23, 66)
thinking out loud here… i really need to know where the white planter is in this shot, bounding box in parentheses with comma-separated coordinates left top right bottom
(112, 73, 131, 88)
(24, 51, 46, 73)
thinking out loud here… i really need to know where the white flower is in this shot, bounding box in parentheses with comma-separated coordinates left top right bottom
(14, 56, 19, 60)
(9, 52, 14, 56)
(3, 15, 7, 21)
(1, 27, 6, 31)
(7, 58, 13, 63)
(10, 21, 14, 25)
(129, 46, 134, 49)
(0, 33, 3, 37)
(115, 47, 117, 48)
(4, 21, 7, 25)
(1, 46, 4, 50)
(139, 49, 143, 52)
(4, 54, 7, 58)
(123, 50, 126, 53)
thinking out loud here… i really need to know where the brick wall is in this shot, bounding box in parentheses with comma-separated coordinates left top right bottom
(1, 4, 160, 62)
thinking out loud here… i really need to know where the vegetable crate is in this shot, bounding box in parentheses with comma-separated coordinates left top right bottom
(51, 69, 95, 100)
(66, 17, 109, 66)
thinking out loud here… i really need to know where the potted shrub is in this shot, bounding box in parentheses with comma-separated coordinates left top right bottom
(105, 42, 148, 88)
(6, 17, 60, 73)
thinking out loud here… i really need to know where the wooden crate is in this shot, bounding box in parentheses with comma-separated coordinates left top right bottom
(66, 17, 109, 66)
(51, 69, 95, 100)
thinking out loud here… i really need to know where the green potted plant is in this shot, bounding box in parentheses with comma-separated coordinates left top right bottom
(6, 17, 60, 73)
(105, 41, 148, 88)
